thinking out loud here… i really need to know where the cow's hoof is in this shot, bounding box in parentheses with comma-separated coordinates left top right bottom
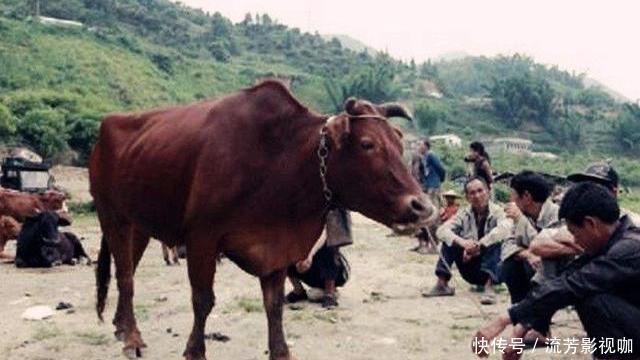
(123, 338, 147, 358)
(271, 354, 298, 360)
(123, 346, 144, 359)
(184, 354, 206, 360)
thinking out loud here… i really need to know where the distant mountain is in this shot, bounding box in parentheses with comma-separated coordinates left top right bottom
(322, 34, 378, 55)
(583, 78, 630, 103)
(432, 51, 471, 62)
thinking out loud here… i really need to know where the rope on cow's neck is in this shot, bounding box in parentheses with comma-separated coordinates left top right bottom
(317, 125, 333, 209)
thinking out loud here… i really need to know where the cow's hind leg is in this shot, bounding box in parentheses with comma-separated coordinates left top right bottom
(183, 246, 217, 360)
(261, 269, 296, 360)
(110, 226, 150, 358)
(161, 244, 171, 265)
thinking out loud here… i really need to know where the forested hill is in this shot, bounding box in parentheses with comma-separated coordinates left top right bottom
(0, 0, 639, 164)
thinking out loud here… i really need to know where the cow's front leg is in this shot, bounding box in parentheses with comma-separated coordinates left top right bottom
(260, 269, 296, 360)
(183, 245, 217, 360)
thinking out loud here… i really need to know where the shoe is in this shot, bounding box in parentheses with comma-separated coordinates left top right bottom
(422, 285, 455, 297)
(321, 294, 338, 308)
(285, 290, 308, 304)
(480, 293, 496, 305)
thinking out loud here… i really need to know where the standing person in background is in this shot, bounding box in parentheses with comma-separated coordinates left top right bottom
(465, 141, 493, 190)
(413, 139, 446, 254)
(410, 142, 426, 186)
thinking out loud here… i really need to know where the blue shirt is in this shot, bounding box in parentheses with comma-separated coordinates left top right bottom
(422, 152, 446, 190)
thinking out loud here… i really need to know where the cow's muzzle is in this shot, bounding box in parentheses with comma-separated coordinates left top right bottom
(391, 194, 437, 235)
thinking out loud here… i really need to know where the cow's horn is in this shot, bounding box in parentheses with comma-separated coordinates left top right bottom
(379, 103, 413, 121)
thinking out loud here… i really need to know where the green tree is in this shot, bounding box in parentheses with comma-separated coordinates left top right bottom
(66, 112, 100, 162)
(488, 74, 555, 128)
(17, 108, 69, 158)
(0, 103, 18, 137)
(612, 103, 640, 154)
(324, 60, 400, 112)
(414, 100, 446, 135)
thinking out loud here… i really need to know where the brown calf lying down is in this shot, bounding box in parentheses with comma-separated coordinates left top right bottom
(0, 189, 69, 260)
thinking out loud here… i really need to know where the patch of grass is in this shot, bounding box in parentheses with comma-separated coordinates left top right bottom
(449, 323, 474, 331)
(400, 318, 423, 326)
(312, 310, 339, 324)
(68, 200, 95, 215)
(73, 330, 111, 346)
(33, 323, 61, 341)
(236, 297, 263, 314)
(134, 303, 152, 321)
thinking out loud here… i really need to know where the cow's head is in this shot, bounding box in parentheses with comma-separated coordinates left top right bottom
(39, 190, 67, 211)
(324, 98, 436, 234)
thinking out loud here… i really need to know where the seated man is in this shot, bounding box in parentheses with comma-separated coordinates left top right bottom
(528, 162, 638, 267)
(501, 171, 560, 306)
(473, 182, 640, 360)
(286, 208, 352, 308)
(423, 177, 512, 305)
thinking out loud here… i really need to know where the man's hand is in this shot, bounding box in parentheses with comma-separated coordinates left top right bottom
(516, 249, 541, 271)
(457, 238, 480, 262)
(472, 315, 511, 357)
(525, 252, 542, 271)
(553, 229, 584, 255)
(457, 238, 479, 252)
(504, 202, 522, 222)
(295, 257, 312, 273)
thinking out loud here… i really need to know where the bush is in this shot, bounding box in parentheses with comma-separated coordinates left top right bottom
(66, 112, 100, 163)
(0, 103, 18, 136)
(68, 200, 96, 215)
(17, 108, 69, 158)
(415, 100, 446, 135)
(493, 183, 511, 203)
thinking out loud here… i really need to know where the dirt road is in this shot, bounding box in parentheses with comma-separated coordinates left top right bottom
(0, 214, 588, 359)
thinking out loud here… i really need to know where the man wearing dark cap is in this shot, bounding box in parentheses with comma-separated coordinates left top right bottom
(472, 182, 640, 360)
(529, 162, 640, 262)
(567, 162, 640, 220)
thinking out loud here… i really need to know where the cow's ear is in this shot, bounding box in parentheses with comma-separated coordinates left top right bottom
(377, 103, 413, 121)
(326, 114, 350, 150)
(344, 97, 358, 115)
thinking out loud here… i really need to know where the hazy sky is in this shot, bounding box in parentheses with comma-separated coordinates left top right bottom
(181, 0, 640, 100)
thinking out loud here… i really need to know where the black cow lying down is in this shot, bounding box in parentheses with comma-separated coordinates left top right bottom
(15, 212, 90, 268)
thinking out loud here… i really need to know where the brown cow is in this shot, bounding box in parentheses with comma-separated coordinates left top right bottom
(0, 189, 67, 222)
(0, 189, 68, 260)
(90, 80, 435, 359)
(0, 215, 21, 260)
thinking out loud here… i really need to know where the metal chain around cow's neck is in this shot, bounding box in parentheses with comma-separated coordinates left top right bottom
(317, 125, 333, 204)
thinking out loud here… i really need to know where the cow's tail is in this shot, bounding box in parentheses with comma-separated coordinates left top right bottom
(96, 235, 111, 322)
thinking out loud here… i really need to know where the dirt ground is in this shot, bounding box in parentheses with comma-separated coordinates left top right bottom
(0, 209, 592, 360)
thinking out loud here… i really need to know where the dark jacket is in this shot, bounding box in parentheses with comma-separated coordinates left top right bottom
(508, 216, 640, 331)
(422, 152, 446, 190)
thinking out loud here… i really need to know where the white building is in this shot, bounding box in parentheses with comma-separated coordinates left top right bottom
(429, 134, 462, 148)
(488, 137, 532, 155)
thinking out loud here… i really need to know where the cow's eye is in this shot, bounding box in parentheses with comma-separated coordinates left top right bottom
(360, 140, 375, 151)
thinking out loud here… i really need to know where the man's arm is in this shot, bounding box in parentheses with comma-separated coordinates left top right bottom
(529, 227, 582, 258)
(436, 211, 467, 247)
(501, 217, 531, 261)
(509, 238, 640, 332)
(479, 207, 513, 248)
